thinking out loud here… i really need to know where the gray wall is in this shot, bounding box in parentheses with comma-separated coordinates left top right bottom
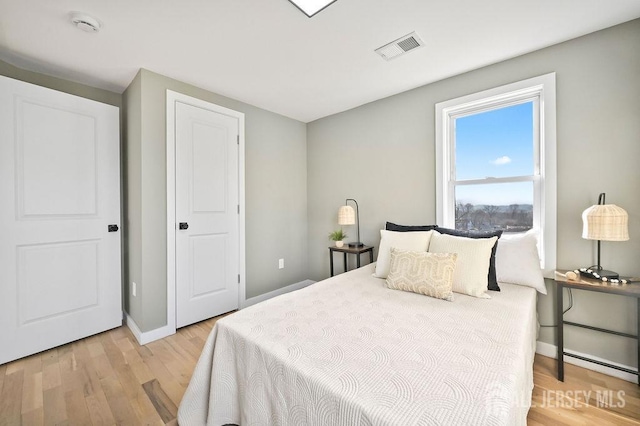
(123, 69, 308, 331)
(307, 19, 640, 367)
(122, 71, 143, 326)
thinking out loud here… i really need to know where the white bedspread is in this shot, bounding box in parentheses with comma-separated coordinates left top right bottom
(178, 263, 537, 425)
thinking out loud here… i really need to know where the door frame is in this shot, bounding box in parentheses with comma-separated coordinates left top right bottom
(166, 90, 246, 334)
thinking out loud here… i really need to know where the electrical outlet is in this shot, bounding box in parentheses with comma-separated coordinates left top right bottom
(132, 281, 137, 297)
(278, 258, 285, 269)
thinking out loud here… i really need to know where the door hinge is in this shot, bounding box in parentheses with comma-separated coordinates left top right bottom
(237, 204, 240, 214)
(237, 134, 239, 144)
(237, 274, 240, 284)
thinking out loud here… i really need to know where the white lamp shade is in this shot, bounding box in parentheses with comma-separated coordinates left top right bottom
(582, 204, 629, 241)
(338, 205, 356, 225)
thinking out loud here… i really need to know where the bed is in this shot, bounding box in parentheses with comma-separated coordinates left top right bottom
(178, 261, 538, 425)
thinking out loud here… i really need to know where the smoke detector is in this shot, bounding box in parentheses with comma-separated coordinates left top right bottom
(70, 13, 101, 33)
(375, 32, 424, 61)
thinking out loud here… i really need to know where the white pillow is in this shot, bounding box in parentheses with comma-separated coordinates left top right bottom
(374, 230, 433, 278)
(428, 232, 497, 298)
(495, 231, 547, 294)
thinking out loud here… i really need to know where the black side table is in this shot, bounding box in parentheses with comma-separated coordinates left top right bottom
(328, 245, 374, 276)
(555, 270, 640, 385)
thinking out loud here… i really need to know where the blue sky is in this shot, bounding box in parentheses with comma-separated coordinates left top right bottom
(454, 102, 534, 205)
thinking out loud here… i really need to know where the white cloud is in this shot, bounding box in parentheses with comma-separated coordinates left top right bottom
(491, 156, 512, 165)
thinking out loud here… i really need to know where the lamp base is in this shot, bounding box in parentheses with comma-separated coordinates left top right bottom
(579, 267, 619, 281)
(348, 242, 364, 248)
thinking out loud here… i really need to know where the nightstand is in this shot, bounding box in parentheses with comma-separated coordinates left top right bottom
(328, 245, 374, 276)
(555, 270, 640, 385)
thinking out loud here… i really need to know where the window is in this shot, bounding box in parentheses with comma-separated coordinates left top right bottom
(435, 74, 556, 274)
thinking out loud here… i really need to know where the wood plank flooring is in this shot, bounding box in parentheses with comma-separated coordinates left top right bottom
(529, 355, 640, 425)
(0, 315, 638, 425)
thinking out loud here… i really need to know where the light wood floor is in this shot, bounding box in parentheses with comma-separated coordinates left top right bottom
(1, 315, 638, 425)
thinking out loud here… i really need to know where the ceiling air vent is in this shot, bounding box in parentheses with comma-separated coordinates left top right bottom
(375, 32, 424, 61)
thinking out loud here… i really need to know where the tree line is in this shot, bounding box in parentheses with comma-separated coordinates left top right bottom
(455, 202, 532, 231)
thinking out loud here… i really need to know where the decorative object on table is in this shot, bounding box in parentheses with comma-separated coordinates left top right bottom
(565, 270, 578, 281)
(338, 199, 363, 247)
(580, 192, 629, 280)
(570, 268, 640, 285)
(328, 229, 348, 248)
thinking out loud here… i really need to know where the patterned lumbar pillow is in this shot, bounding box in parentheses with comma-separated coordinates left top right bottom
(385, 248, 457, 301)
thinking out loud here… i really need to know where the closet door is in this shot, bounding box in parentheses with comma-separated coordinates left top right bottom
(175, 100, 240, 328)
(0, 76, 121, 365)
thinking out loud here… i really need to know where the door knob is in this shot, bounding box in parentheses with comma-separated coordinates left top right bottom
(179, 222, 189, 230)
(108, 224, 119, 232)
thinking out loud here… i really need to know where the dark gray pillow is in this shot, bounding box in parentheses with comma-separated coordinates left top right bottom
(385, 222, 438, 232)
(435, 227, 503, 291)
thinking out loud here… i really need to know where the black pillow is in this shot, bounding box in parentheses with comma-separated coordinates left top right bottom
(385, 222, 438, 232)
(435, 227, 503, 291)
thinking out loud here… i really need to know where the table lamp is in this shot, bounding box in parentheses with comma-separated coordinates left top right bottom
(338, 199, 363, 247)
(580, 193, 629, 280)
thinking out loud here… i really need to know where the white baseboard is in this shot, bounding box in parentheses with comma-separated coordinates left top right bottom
(126, 314, 175, 346)
(536, 340, 638, 383)
(241, 279, 315, 308)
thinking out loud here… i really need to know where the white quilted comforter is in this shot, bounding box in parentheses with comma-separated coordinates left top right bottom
(178, 263, 537, 426)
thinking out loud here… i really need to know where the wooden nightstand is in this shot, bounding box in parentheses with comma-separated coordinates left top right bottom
(555, 270, 640, 385)
(328, 245, 374, 276)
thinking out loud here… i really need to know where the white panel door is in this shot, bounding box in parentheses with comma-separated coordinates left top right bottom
(175, 102, 239, 328)
(0, 76, 121, 365)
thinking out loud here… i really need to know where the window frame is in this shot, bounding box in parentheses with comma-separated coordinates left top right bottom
(435, 73, 557, 275)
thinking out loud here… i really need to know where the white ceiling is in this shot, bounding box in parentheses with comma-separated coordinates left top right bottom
(1, 0, 639, 122)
